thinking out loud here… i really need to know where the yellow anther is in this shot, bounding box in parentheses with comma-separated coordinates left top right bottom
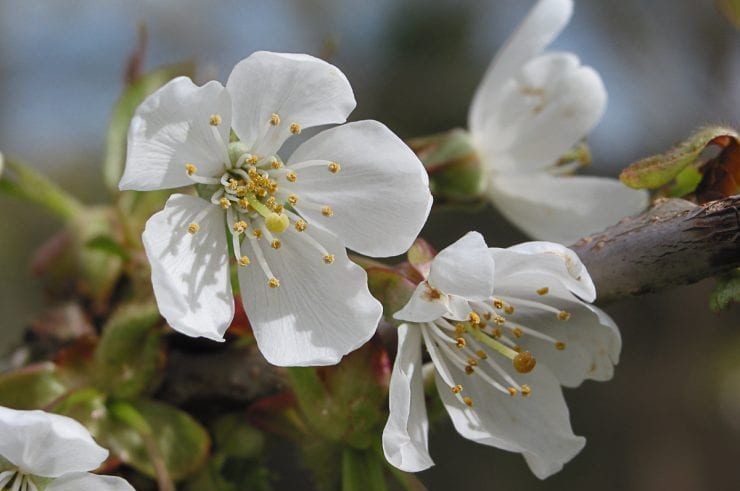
(521, 384, 532, 397)
(492, 314, 505, 326)
(238, 256, 251, 267)
(476, 350, 487, 360)
(247, 155, 259, 165)
(323, 254, 335, 264)
(219, 197, 231, 209)
(286, 171, 297, 182)
(328, 162, 341, 173)
(557, 310, 571, 321)
(504, 304, 515, 315)
(456, 337, 466, 348)
(236, 186, 248, 198)
(265, 196, 277, 209)
(482, 311, 492, 321)
(270, 158, 282, 169)
(491, 327, 502, 338)
(265, 213, 289, 234)
(463, 396, 474, 407)
(451, 384, 463, 394)
(512, 327, 523, 338)
(468, 312, 481, 325)
(513, 345, 522, 353)
(536, 286, 549, 296)
(271, 239, 281, 249)
(321, 206, 333, 217)
(238, 198, 250, 209)
(513, 351, 536, 374)
(270, 113, 280, 126)
(268, 277, 280, 288)
(209, 114, 222, 126)
(288, 194, 299, 205)
(465, 365, 475, 375)
(294, 219, 307, 232)
(232, 221, 248, 234)
(289, 122, 301, 134)
(253, 229, 262, 239)
(185, 163, 197, 176)
(187, 223, 200, 234)
(507, 387, 518, 397)
(454, 323, 467, 336)
(467, 358, 478, 367)
(555, 341, 566, 351)
(492, 298, 504, 309)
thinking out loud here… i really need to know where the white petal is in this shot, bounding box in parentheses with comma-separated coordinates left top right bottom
(226, 51, 355, 156)
(238, 225, 381, 366)
(287, 120, 432, 257)
(474, 53, 606, 175)
(382, 324, 434, 472)
(46, 472, 135, 491)
(393, 283, 449, 323)
(492, 273, 621, 386)
(491, 243, 595, 301)
(428, 232, 494, 300)
(488, 174, 649, 244)
(0, 407, 108, 478)
(436, 363, 585, 479)
(142, 194, 234, 342)
(469, 0, 573, 137)
(445, 295, 475, 321)
(120, 77, 231, 191)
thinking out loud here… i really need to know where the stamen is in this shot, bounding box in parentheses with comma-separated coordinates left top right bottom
(271, 239, 282, 249)
(219, 197, 231, 209)
(187, 223, 200, 234)
(209, 114, 222, 126)
(463, 396, 473, 407)
(328, 162, 341, 173)
(232, 220, 248, 234)
(268, 277, 280, 288)
(270, 157, 283, 169)
(468, 312, 481, 326)
(558, 310, 571, 321)
(246, 233, 278, 286)
(239, 256, 251, 267)
(289, 123, 301, 134)
(285, 171, 297, 182)
(270, 113, 280, 126)
(288, 194, 298, 205)
(185, 163, 197, 175)
(321, 206, 333, 217)
(456, 337, 466, 348)
(536, 287, 549, 295)
(555, 341, 567, 350)
(323, 254, 335, 264)
(294, 219, 307, 232)
(507, 387, 518, 397)
(521, 384, 532, 397)
(290, 227, 330, 259)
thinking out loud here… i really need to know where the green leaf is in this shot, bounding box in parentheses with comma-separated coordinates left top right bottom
(211, 413, 265, 459)
(620, 126, 739, 189)
(105, 399, 210, 481)
(103, 62, 195, 192)
(0, 362, 67, 409)
(710, 269, 740, 313)
(94, 302, 163, 399)
(0, 158, 83, 221)
(86, 235, 131, 260)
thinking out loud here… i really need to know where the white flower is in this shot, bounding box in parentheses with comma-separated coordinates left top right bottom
(0, 406, 134, 491)
(120, 52, 432, 366)
(382, 232, 620, 478)
(468, 0, 648, 243)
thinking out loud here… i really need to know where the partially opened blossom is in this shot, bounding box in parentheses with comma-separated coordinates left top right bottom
(120, 51, 432, 366)
(382, 232, 620, 478)
(0, 406, 134, 491)
(468, 0, 648, 243)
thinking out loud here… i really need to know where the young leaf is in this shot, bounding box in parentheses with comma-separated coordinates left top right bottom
(620, 126, 738, 190)
(710, 269, 740, 313)
(0, 362, 67, 409)
(103, 62, 195, 192)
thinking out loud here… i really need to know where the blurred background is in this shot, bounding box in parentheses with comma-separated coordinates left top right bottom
(0, 0, 738, 489)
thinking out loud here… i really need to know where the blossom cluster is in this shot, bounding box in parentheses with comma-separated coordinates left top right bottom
(1, 0, 650, 485)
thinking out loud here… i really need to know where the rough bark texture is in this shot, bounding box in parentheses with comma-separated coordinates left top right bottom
(571, 195, 740, 303)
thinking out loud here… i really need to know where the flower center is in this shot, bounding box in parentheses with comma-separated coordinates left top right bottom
(422, 289, 571, 408)
(182, 113, 343, 288)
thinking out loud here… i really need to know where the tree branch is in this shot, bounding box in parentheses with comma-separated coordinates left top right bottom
(571, 195, 740, 303)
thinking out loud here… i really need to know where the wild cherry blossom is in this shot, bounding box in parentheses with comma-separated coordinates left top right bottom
(119, 51, 432, 366)
(0, 406, 134, 491)
(468, 0, 648, 243)
(382, 232, 620, 478)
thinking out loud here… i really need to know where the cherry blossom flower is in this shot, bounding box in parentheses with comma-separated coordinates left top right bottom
(119, 51, 432, 366)
(0, 406, 134, 491)
(382, 232, 620, 478)
(469, 0, 648, 243)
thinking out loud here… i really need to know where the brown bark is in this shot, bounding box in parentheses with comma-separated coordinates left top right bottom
(571, 195, 740, 303)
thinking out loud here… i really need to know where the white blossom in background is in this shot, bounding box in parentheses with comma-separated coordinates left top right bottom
(120, 51, 432, 367)
(469, 0, 648, 243)
(0, 406, 134, 491)
(382, 232, 621, 478)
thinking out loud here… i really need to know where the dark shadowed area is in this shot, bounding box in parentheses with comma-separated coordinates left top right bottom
(1, 1, 738, 489)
